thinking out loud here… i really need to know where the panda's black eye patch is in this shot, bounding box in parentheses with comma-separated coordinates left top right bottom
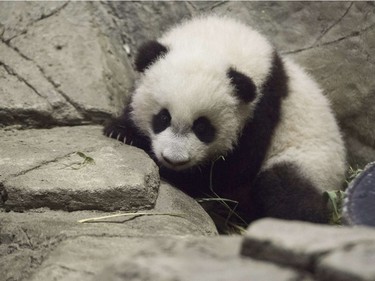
(152, 109, 171, 134)
(193, 117, 216, 143)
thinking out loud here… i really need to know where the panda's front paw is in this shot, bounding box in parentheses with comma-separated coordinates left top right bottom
(103, 118, 133, 145)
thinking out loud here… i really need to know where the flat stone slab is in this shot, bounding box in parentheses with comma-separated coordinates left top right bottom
(4, 146, 159, 211)
(0, 126, 106, 182)
(23, 232, 312, 281)
(317, 242, 375, 281)
(0, 126, 159, 211)
(95, 250, 313, 281)
(241, 218, 375, 281)
(1, 182, 217, 281)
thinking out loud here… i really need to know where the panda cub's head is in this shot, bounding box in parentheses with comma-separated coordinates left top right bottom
(130, 16, 274, 171)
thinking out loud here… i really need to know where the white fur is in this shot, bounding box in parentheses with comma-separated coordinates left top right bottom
(131, 16, 274, 165)
(263, 60, 346, 191)
(130, 15, 346, 190)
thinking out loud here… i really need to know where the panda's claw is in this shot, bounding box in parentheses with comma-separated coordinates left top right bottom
(108, 131, 114, 138)
(123, 137, 127, 144)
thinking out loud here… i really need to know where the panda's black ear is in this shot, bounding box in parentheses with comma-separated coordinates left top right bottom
(227, 68, 257, 103)
(134, 41, 168, 72)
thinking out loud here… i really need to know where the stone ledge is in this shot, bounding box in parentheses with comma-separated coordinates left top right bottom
(95, 249, 313, 281)
(0, 126, 159, 212)
(241, 219, 375, 281)
(1, 181, 218, 281)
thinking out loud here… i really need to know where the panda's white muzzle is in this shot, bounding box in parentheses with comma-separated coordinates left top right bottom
(153, 132, 192, 170)
(161, 147, 190, 167)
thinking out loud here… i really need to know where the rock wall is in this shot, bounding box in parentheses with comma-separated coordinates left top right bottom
(0, 2, 134, 127)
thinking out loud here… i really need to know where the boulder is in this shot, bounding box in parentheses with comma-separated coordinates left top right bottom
(0, 2, 134, 127)
(241, 218, 375, 281)
(0, 126, 159, 212)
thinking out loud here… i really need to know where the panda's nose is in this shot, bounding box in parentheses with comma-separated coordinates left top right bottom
(161, 151, 190, 167)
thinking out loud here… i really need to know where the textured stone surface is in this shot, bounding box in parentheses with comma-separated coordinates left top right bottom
(0, 126, 106, 182)
(0, 183, 217, 281)
(0, 41, 83, 126)
(0, 1, 134, 127)
(0, 64, 54, 127)
(4, 146, 159, 211)
(241, 219, 375, 276)
(95, 251, 313, 281)
(108, 1, 192, 53)
(317, 242, 375, 281)
(317, 241, 375, 281)
(0, 126, 159, 211)
(33, 237, 244, 281)
(0, 1, 68, 42)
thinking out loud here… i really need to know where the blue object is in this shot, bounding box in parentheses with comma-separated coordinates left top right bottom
(343, 162, 375, 227)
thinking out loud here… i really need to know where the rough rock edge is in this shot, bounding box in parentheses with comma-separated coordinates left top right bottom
(241, 219, 375, 281)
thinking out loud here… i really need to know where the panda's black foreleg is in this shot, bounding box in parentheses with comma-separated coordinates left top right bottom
(103, 106, 151, 152)
(251, 162, 329, 223)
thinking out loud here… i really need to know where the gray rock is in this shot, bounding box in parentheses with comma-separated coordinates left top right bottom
(0, 41, 83, 126)
(317, 242, 375, 281)
(4, 146, 159, 212)
(0, 126, 107, 182)
(0, 1, 134, 127)
(10, 2, 134, 120)
(30, 237, 240, 281)
(26, 232, 310, 281)
(0, 126, 159, 212)
(152, 182, 218, 236)
(207, 2, 355, 52)
(0, 247, 45, 281)
(241, 218, 375, 270)
(94, 251, 313, 281)
(0, 64, 53, 126)
(1, 181, 217, 281)
(0, 1, 68, 42)
(108, 1, 192, 53)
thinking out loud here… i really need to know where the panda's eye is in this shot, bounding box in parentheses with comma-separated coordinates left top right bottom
(152, 109, 171, 134)
(192, 117, 216, 143)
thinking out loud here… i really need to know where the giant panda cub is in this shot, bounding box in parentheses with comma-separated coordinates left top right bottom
(104, 16, 346, 224)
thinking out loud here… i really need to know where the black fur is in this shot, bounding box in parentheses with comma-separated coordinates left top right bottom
(227, 68, 257, 103)
(103, 52, 328, 224)
(135, 41, 168, 72)
(250, 162, 329, 223)
(158, 52, 295, 222)
(103, 106, 151, 153)
(152, 109, 171, 134)
(192, 117, 216, 143)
